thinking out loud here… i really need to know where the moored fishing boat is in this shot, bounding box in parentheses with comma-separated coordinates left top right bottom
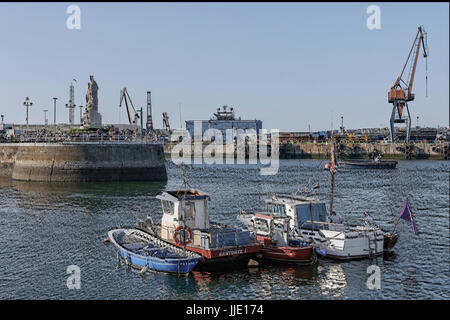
(108, 227, 201, 275)
(251, 194, 386, 260)
(137, 189, 262, 269)
(240, 212, 316, 264)
(240, 144, 405, 261)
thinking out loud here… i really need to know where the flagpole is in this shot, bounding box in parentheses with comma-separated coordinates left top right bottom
(390, 214, 401, 235)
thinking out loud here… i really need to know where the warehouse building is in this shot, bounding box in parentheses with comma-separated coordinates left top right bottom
(185, 105, 262, 140)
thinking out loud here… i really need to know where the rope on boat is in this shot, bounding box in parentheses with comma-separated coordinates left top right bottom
(125, 253, 130, 266)
(140, 265, 148, 275)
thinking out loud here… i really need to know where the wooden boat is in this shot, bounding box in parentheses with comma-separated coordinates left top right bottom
(239, 213, 316, 264)
(340, 159, 398, 169)
(261, 246, 314, 263)
(137, 189, 262, 268)
(108, 227, 201, 275)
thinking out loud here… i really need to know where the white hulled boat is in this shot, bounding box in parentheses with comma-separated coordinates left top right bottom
(239, 143, 397, 260)
(239, 194, 386, 260)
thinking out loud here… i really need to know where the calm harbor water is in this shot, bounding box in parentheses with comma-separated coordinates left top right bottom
(0, 159, 448, 300)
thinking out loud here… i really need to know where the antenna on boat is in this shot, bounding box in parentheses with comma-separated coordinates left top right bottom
(179, 164, 193, 192)
(304, 178, 311, 193)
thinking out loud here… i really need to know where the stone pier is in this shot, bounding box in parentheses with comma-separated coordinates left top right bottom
(0, 142, 167, 182)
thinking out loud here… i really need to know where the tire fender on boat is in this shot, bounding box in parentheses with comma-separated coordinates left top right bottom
(174, 226, 192, 245)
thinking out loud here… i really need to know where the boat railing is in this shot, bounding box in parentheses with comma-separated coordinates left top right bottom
(299, 220, 382, 236)
(209, 228, 255, 248)
(299, 220, 346, 232)
(130, 229, 200, 258)
(159, 224, 255, 249)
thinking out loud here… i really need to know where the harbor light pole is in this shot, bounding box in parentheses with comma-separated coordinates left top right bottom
(23, 97, 33, 128)
(43, 110, 48, 126)
(52, 97, 58, 125)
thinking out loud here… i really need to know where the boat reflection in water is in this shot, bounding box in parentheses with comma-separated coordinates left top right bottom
(318, 264, 347, 298)
(1, 177, 166, 208)
(190, 263, 318, 299)
(250, 264, 318, 298)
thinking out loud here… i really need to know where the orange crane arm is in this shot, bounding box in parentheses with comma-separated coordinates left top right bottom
(408, 26, 428, 95)
(389, 26, 428, 103)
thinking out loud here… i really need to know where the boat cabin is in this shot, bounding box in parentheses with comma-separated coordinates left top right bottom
(156, 190, 210, 241)
(263, 195, 329, 230)
(252, 213, 290, 246)
(156, 189, 257, 254)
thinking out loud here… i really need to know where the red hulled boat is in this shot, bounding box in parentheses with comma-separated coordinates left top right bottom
(246, 213, 316, 264)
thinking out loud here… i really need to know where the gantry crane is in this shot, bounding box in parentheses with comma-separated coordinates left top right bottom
(119, 87, 140, 125)
(388, 26, 428, 143)
(162, 112, 171, 133)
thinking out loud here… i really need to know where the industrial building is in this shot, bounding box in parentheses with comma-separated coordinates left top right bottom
(185, 105, 262, 140)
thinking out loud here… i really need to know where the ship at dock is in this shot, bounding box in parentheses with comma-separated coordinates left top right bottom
(136, 189, 262, 269)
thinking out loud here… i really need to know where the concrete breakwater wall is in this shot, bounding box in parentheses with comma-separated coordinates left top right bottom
(0, 142, 167, 182)
(282, 142, 450, 160)
(163, 141, 449, 160)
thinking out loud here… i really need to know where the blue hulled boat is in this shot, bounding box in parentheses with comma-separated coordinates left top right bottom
(108, 228, 202, 275)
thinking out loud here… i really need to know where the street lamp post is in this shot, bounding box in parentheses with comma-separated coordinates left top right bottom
(43, 110, 48, 126)
(23, 97, 33, 128)
(52, 97, 58, 125)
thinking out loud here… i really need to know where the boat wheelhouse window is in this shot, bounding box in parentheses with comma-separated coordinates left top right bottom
(296, 202, 327, 229)
(265, 202, 286, 216)
(162, 200, 174, 215)
(272, 220, 285, 232)
(254, 218, 270, 233)
(182, 201, 195, 219)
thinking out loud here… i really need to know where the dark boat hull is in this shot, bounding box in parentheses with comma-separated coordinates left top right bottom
(341, 160, 398, 169)
(383, 234, 399, 250)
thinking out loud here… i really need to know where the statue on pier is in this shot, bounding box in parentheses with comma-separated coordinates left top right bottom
(82, 75, 102, 127)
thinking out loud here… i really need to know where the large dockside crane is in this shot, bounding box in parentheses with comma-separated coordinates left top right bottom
(119, 87, 140, 125)
(162, 112, 171, 133)
(388, 26, 428, 143)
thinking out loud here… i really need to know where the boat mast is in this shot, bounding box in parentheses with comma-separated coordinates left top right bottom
(181, 165, 188, 255)
(330, 171, 335, 214)
(329, 142, 337, 214)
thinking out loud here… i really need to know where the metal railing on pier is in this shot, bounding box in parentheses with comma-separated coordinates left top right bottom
(1, 133, 160, 144)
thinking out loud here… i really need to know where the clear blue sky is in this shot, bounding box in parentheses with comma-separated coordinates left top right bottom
(0, 2, 448, 131)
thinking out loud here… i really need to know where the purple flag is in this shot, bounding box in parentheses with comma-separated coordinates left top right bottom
(399, 198, 419, 235)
